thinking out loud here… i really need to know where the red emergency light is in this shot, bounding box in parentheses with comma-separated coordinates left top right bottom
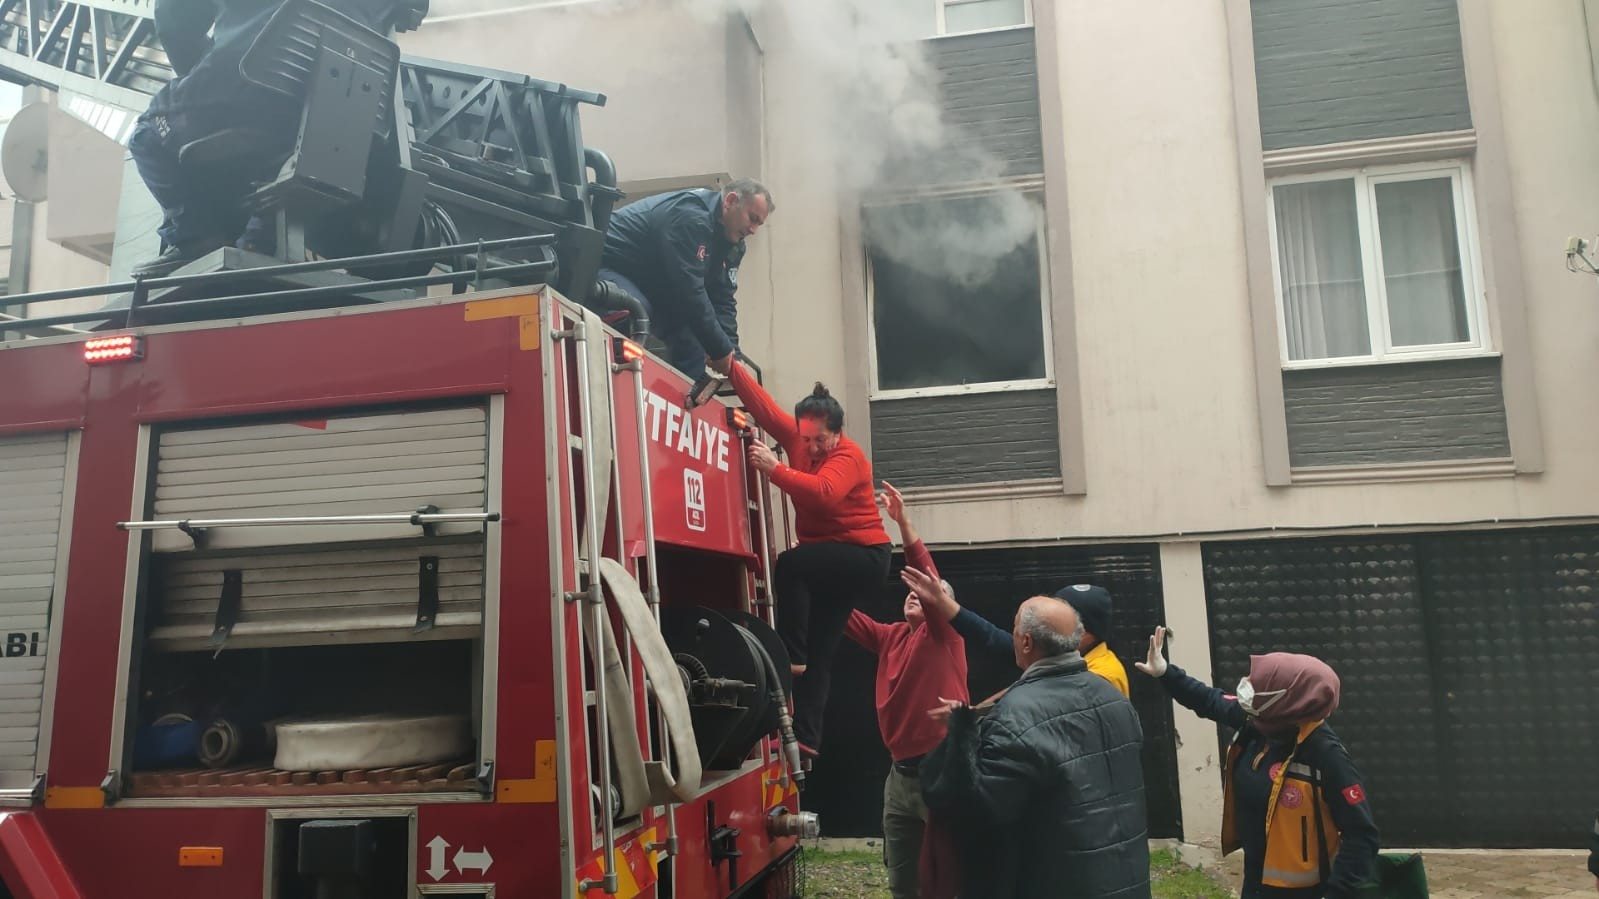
(727, 408, 751, 432)
(83, 335, 143, 364)
(613, 338, 644, 365)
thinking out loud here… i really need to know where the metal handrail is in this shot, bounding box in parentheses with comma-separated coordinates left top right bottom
(619, 355, 680, 861)
(571, 315, 620, 896)
(0, 234, 559, 331)
(118, 512, 499, 530)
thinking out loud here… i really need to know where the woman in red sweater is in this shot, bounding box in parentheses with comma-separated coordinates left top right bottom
(728, 360, 892, 756)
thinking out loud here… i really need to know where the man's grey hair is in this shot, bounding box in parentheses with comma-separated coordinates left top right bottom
(940, 580, 955, 601)
(1019, 603, 1085, 658)
(726, 177, 775, 214)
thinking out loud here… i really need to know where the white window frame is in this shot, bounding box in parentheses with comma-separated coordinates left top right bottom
(935, 0, 1032, 37)
(864, 191, 1055, 400)
(1266, 160, 1490, 370)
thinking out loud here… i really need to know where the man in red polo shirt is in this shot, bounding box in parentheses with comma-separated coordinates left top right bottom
(843, 482, 968, 899)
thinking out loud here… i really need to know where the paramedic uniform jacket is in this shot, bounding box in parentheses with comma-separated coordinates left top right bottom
(1160, 664, 1379, 897)
(601, 189, 743, 361)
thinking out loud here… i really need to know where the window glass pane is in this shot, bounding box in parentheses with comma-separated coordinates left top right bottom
(1374, 177, 1470, 347)
(869, 0, 938, 42)
(1273, 179, 1370, 360)
(868, 195, 1046, 391)
(943, 0, 1026, 34)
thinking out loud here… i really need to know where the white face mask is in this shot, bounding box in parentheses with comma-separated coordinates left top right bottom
(1236, 676, 1288, 717)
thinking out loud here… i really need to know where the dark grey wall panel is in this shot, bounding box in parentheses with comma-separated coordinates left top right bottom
(1252, 0, 1472, 151)
(1204, 525, 1599, 848)
(1283, 356, 1510, 468)
(918, 28, 1043, 179)
(869, 388, 1059, 487)
(1203, 537, 1441, 846)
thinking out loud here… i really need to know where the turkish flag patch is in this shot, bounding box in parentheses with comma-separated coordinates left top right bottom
(1342, 784, 1366, 805)
(696, 244, 708, 261)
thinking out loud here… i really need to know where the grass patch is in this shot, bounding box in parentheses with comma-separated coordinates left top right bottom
(802, 847, 890, 898)
(801, 846, 1234, 898)
(1150, 848, 1236, 899)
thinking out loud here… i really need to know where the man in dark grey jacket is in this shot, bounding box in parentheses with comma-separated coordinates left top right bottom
(921, 596, 1150, 899)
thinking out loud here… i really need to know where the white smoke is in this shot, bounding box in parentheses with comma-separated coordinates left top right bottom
(743, 0, 1040, 287)
(418, 0, 1040, 287)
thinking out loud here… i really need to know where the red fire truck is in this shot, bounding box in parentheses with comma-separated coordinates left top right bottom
(0, 276, 816, 896)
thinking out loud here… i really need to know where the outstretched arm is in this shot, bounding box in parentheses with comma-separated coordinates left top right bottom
(877, 481, 920, 547)
(1136, 627, 1248, 730)
(726, 361, 797, 446)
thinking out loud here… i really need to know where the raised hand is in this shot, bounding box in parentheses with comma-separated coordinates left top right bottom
(900, 565, 943, 604)
(1134, 626, 1170, 678)
(877, 481, 907, 523)
(926, 696, 964, 725)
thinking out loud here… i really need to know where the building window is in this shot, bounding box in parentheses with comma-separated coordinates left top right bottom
(1268, 162, 1486, 366)
(865, 192, 1051, 397)
(937, 0, 1029, 36)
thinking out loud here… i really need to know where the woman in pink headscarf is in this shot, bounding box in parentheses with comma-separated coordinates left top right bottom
(1136, 627, 1379, 899)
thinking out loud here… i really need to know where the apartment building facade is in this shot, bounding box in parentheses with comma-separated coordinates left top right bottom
(5, 0, 1596, 850)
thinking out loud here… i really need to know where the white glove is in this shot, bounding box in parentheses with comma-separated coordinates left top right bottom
(1135, 626, 1170, 678)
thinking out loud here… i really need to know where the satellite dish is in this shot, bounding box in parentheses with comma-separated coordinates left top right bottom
(2, 102, 52, 203)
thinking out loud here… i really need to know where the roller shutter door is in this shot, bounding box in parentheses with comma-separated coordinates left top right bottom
(1204, 525, 1599, 847)
(148, 408, 489, 647)
(0, 433, 69, 791)
(151, 407, 488, 552)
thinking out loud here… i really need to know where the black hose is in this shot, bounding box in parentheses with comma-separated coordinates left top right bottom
(589, 279, 650, 342)
(584, 147, 624, 233)
(746, 627, 804, 785)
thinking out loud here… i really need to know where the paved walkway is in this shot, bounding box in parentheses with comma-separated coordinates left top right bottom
(1214, 849, 1593, 898)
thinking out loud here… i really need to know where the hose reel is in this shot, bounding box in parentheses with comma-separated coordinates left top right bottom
(660, 606, 798, 775)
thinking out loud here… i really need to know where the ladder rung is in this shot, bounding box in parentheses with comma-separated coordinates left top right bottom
(567, 434, 584, 450)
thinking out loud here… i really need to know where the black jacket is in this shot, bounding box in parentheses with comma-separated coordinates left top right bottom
(1161, 664, 1379, 898)
(601, 188, 742, 359)
(921, 653, 1151, 899)
(149, 0, 409, 115)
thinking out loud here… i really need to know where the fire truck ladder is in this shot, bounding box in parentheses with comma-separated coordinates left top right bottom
(0, 0, 169, 113)
(554, 303, 704, 896)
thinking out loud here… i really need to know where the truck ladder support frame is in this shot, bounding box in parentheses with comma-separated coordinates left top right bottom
(619, 357, 679, 862)
(571, 318, 619, 896)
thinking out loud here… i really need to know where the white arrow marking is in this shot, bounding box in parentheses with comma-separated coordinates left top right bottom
(426, 836, 450, 882)
(454, 846, 494, 876)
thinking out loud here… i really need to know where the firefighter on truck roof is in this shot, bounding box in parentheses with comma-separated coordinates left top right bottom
(599, 179, 773, 377)
(128, 0, 422, 277)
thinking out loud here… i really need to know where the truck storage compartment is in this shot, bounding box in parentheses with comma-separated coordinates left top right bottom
(127, 641, 481, 798)
(120, 403, 496, 798)
(144, 537, 486, 649)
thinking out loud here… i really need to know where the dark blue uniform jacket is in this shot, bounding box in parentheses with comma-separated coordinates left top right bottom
(601, 188, 743, 361)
